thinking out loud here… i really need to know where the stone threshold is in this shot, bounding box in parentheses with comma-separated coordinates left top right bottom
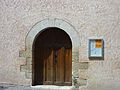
(31, 85, 76, 90)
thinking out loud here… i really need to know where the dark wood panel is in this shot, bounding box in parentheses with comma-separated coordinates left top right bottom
(33, 27, 72, 86)
(43, 48, 54, 85)
(64, 48, 72, 85)
(54, 48, 65, 85)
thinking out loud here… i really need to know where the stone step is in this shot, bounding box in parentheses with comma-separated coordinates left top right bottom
(31, 85, 75, 90)
(0, 84, 78, 90)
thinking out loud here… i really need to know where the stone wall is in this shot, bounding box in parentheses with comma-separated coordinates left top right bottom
(0, 0, 120, 89)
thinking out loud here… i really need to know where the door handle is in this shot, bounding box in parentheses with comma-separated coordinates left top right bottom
(54, 55, 58, 63)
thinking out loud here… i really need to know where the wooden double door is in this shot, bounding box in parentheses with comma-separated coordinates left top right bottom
(33, 28, 72, 86)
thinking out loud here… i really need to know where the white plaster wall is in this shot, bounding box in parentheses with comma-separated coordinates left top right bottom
(0, 0, 120, 89)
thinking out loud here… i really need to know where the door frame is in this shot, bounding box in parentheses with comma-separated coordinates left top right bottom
(33, 28, 72, 86)
(19, 18, 80, 86)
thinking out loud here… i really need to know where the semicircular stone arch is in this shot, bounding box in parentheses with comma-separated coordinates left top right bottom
(19, 18, 82, 86)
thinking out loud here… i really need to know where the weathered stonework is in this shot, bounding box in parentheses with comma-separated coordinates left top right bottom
(19, 18, 87, 87)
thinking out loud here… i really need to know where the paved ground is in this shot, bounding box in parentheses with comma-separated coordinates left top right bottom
(0, 83, 77, 90)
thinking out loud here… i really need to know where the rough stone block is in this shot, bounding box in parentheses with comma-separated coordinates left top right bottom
(25, 72, 32, 79)
(79, 69, 88, 79)
(19, 50, 26, 57)
(79, 62, 89, 69)
(79, 78, 87, 86)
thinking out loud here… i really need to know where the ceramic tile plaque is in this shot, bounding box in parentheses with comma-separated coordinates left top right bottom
(89, 39, 104, 58)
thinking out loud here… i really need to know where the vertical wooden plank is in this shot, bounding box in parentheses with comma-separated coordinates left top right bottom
(43, 48, 45, 82)
(43, 48, 46, 83)
(50, 49, 54, 84)
(64, 48, 72, 85)
(47, 48, 53, 84)
(60, 48, 65, 85)
(35, 47, 44, 85)
(43, 48, 54, 85)
(54, 48, 65, 85)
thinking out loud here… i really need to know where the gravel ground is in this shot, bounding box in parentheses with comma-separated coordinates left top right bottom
(0, 83, 31, 90)
(0, 83, 76, 90)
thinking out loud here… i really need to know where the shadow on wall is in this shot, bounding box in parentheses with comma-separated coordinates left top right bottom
(89, 57, 104, 60)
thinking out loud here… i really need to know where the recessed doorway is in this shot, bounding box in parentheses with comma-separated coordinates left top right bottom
(32, 27, 72, 86)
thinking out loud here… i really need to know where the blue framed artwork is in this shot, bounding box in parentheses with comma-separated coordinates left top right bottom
(89, 39, 104, 58)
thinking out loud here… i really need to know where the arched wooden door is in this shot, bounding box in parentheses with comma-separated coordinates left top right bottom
(33, 28, 72, 86)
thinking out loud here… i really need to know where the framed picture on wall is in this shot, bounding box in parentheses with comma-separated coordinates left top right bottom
(89, 39, 104, 58)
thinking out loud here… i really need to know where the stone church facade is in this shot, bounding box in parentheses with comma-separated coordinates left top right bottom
(0, 0, 120, 90)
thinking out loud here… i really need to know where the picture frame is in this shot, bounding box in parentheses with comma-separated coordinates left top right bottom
(89, 39, 104, 58)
